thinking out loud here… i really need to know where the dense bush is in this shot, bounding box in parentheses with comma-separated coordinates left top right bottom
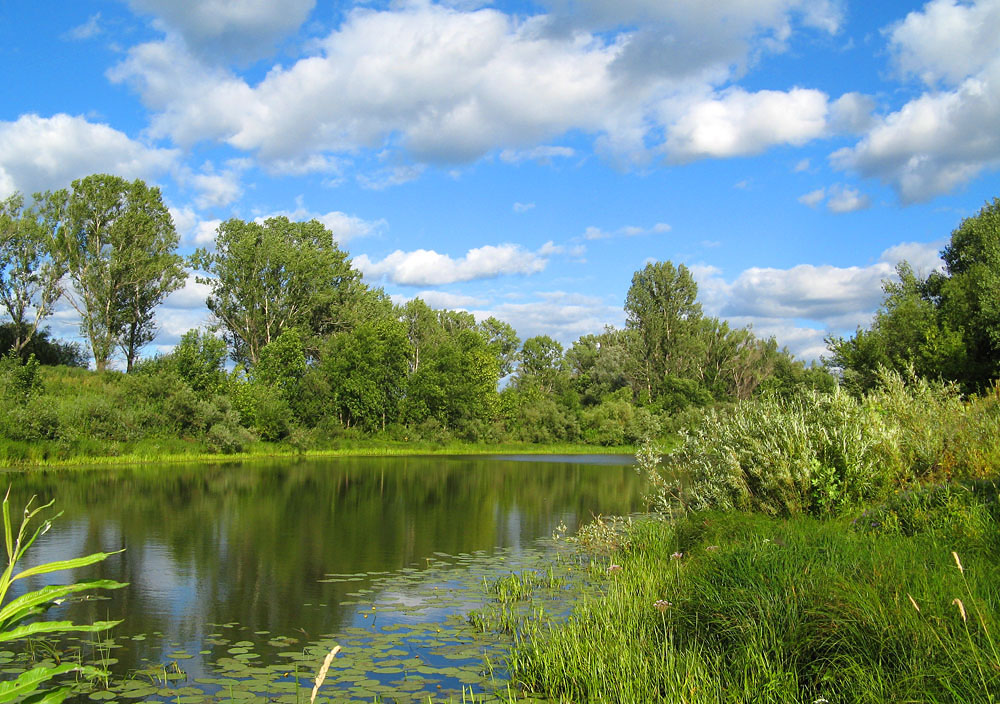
(663, 370, 1000, 516)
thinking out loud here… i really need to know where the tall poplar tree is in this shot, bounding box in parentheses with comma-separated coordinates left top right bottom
(56, 174, 184, 372)
(0, 192, 65, 356)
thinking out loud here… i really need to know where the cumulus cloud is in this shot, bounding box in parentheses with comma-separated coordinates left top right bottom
(126, 0, 315, 62)
(392, 290, 489, 309)
(664, 87, 830, 162)
(109, 2, 855, 174)
(690, 239, 945, 360)
(826, 184, 871, 213)
(887, 0, 1000, 87)
(258, 202, 386, 244)
(476, 291, 622, 345)
(356, 242, 549, 286)
(0, 113, 176, 198)
(832, 0, 1000, 202)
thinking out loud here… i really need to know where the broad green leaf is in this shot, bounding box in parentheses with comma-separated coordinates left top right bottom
(0, 580, 127, 631)
(0, 619, 122, 643)
(12, 550, 123, 582)
(20, 686, 72, 704)
(0, 663, 79, 703)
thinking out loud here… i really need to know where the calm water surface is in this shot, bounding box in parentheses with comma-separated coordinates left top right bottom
(4, 454, 643, 697)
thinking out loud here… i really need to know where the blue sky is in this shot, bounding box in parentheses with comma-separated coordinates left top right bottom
(3, 0, 1000, 363)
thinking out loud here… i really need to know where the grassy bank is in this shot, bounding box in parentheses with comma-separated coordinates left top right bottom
(0, 438, 634, 470)
(488, 372, 1000, 703)
(505, 486, 1000, 703)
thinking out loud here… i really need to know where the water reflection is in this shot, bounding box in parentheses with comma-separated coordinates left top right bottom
(4, 455, 643, 676)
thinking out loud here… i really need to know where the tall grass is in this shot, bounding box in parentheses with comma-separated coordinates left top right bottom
(508, 507, 1000, 703)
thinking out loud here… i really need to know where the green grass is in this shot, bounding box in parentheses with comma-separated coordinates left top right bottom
(0, 438, 634, 470)
(503, 491, 1000, 703)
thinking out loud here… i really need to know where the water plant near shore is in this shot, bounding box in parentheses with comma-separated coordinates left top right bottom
(0, 490, 125, 704)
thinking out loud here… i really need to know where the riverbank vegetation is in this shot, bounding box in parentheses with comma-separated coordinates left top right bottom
(1, 174, 830, 467)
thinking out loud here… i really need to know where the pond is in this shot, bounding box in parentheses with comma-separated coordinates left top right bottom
(3, 454, 644, 702)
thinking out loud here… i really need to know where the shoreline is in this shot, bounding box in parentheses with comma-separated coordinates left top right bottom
(0, 441, 636, 471)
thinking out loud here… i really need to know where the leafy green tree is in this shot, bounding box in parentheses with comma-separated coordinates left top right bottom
(404, 328, 500, 436)
(624, 261, 704, 402)
(192, 217, 366, 366)
(0, 193, 65, 356)
(168, 329, 229, 397)
(936, 198, 1000, 388)
(516, 335, 565, 393)
(477, 316, 520, 377)
(318, 319, 411, 431)
(827, 263, 966, 394)
(54, 174, 184, 372)
(565, 329, 630, 406)
(0, 324, 86, 367)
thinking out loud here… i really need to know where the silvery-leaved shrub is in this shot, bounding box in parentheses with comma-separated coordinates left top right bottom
(663, 376, 932, 516)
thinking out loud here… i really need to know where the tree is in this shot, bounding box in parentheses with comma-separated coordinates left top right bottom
(318, 319, 411, 431)
(937, 197, 1000, 388)
(477, 316, 520, 377)
(516, 335, 564, 393)
(192, 216, 366, 366)
(55, 174, 184, 372)
(0, 192, 65, 356)
(624, 261, 703, 401)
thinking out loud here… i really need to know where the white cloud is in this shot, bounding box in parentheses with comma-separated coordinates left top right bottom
(878, 239, 946, 274)
(186, 161, 245, 209)
(258, 202, 386, 244)
(500, 145, 576, 164)
(0, 113, 176, 198)
(826, 184, 871, 213)
(110, 2, 850, 174)
(798, 187, 826, 207)
(392, 290, 489, 309)
(794, 158, 811, 172)
(832, 1, 1000, 202)
(689, 239, 949, 360)
(162, 277, 212, 310)
(583, 222, 671, 240)
(475, 291, 622, 345)
(356, 242, 549, 286)
(831, 60, 1000, 202)
(887, 0, 1000, 87)
(664, 87, 830, 162)
(126, 0, 316, 62)
(66, 13, 102, 40)
(513, 201, 535, 213)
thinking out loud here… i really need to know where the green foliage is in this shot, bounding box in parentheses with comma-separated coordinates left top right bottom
(0, 353, 42, 402)
(0, 193, 64, 356)
(665, 370, 1000, 517)
(54, 174, 184, 372)
(167, 329, 228, 396)
(192, 216, 366, 366)
(509, 510, 1000, 703)
(830, 199, 1000, 393)
(0, 492, 125, 704)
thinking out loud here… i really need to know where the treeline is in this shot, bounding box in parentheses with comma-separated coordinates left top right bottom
(828, 198, 1000, 395)
(0, 173, 829, 458)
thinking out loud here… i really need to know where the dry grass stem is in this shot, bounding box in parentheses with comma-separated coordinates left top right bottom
(953, 598, 968, 623)
(309, 645, 341, 704)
